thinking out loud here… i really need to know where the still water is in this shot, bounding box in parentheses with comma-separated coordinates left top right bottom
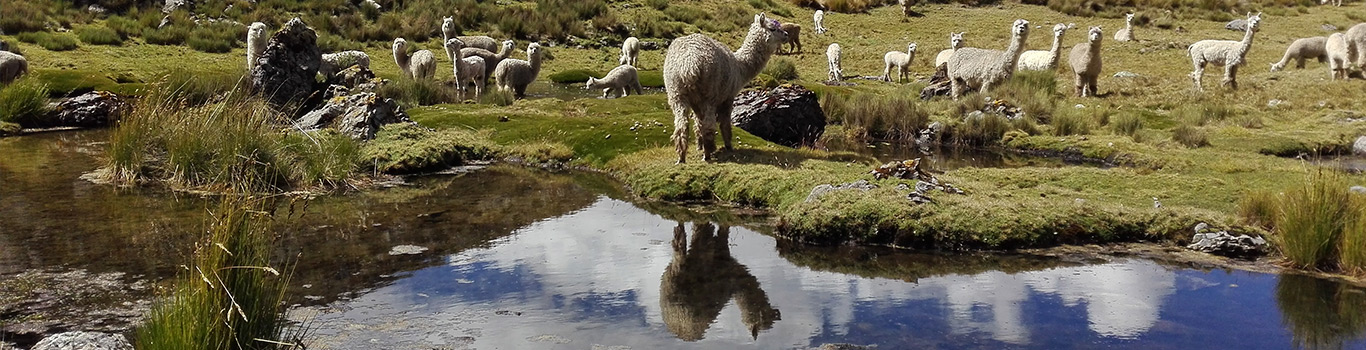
(2, 130, 1365, 350)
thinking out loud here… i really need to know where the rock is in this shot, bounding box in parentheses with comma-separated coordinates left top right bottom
(31, 332, 132, 350)
(388, 245, 428, 255)
(1186, 223, 1268, 258)
(1354, 136, 1366, 156)
(162, 0, 192, 13)
(1112, 71, 1139, 78)
(86, 4, 107, 15)
(1323, 24, 1339, 31)
(294, 93, 413, 140)
(1225, 19, 1247, 31)
(322, 84, 349, 100)
(730, 84, 826, 147)
(805, 180, 877, 203)
(1267, 99, 1286, 108)
(915, 121, 940, 145)
(327, 64, 375, 89)
(251, 18, 322, 110)
(44, 91, 127, 128)
(1350, 185, 1366, 194)
(919, 64, 951, 100)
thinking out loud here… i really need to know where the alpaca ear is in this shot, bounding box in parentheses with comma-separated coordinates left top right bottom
(754, 13, 765, 26)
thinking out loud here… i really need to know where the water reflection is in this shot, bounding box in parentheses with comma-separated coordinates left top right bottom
(660, 222, 779, 341)
(1278, 274, 1366, 350)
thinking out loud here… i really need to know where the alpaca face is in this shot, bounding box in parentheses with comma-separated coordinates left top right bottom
(393, 38, 408, 54)
(907, 42, 917, 53)
(1089, 26, 1102, 42)
(445, 38, 463, 54)
(753, 13, 789, 52)
(1246, 12, 1262, 32)
(442, 17, 454, 33)
(248, 22, 266, 40)
(1012, 19, 1030, 37)
(1052, 23, 1067, 36)
(949, 32, 964, 49)
(1125, 13, 1134, 24)
(527, 43, 542, 58)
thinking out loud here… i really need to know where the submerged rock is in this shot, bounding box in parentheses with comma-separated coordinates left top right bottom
(294, 93, 413, 140)
(251, 18, 321, 109)
(730, 84, 826, 147)
(388, 245, 428, 255)
(31, 332, 131, 350)
(1353, 135, 1366, 156)
(1186, 222, 1268, 258)
(45, 91, 127, 128)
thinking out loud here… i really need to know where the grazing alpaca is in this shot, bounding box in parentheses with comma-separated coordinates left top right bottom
(1069, 26, 1103, 97)
(1114, 13, 1135, 42)
(462, 40, 516, 87)
(1325, 32, 1354, 80)
(826, 43, 843, 82)
(245, 22, 268, 72)
(443, 38, 487, 99)
(620, 36, 641, 66)
(586, 64, 643, 98)
(1188, 12, 1261, 91)
(882, 42, 917, 82)
(1269, 36, 1327, 72)
(813, 10, 828, 34)
(663, 13, 789, 163)
(934, 32, 965, 67)
(779, 23, 802, 53)
(947, 19, 1030, 100)
(1347, 23, 1366, 70)
(493, 42, 545, 98)
(392, 38, 436, 80)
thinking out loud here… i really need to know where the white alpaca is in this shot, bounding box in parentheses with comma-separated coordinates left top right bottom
(881, 42, 917, 82)
(0, 51, 28, 85)
(1346, 23, 1366, 70)
(493, 42, 545, 98)
(443, 38, 486, 98)
(1068, 26, 1103, 97)
(1323, 0, 1343, 6)
(1114, 13, 1134, 42)
(620, 36, 641, 66)
(462, 39, 515, 87)
(934, 32, 965, 67)
(663, 13, 788, 163)
(947, 19, 1030, 100)
(1188, 12, 1261, 91)
(319, 50, 371, 78)
(246, 22, 268, 72)
(1018, 23, 1070, 71)
(1270, 36, 1327, 71)
(586, 64, 643, 98)
(392, 38, 436, 80)
(441, 16, 499, 52)
(826, 43, 843, 82)
(813, 10, 828, 34)
(1326, 32, 1354, 80)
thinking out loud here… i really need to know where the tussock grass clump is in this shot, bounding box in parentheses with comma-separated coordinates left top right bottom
(1051, 108, 1092, 136)
(377, 79, 458, 108)
(1175, 101, 1240, 127)
(762, 58, 800, 82)
(0, 78, 52, 128)
(105, 16, 144, 39)
(77, 25, 124, 45)
(16, 31, 80, 51)
(822, 90, 929, 140)
(956, 113, 1012, 145)
(1266, 173, 1358, 271)
(0, 1, 48, 33)
(994, 71, 1058, 122)
(144, 25, 191, 46)
(1111, 112, 1143, 137)
(188, 23, 244, 53)
(1172, 124, 1210, 148)
(360, 123, 499, 174)
(1237, 190, 1278, 230)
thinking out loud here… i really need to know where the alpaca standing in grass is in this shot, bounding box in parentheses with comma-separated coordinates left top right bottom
(319, 50, 371, 77)
(1270, 36, 1327, 71)
(586, 64, 643, 98)
(813, 10, 828, 34)
(663, 13, 789, 163)
(1326, 32, 1354, 80)
(620, 36, 641, 66)
(1018, 23, 1070, 71)
(463, 40, 516, 87)
(779, 23, 802, 53)
(392, 38, 436, 80)
(899, 0, 913, 17)
(934, 32, 965, 67)
(1323, 0, 1342, 6)
(1346, 23, 1366, 70)
(947, 19, 1030, 100)
(1069, 26, 1103, 97)
(493, 42, 544, 98)
(444, 38, 487, 98)
(826, 43, 844, 82)
(245, 22, 268, 72)
(0, 51, 27, 85)
(1188, 12, 1261, 91)
(1114, 13, 1134, 42)
(881, 42, 917, 82)
(442, 16, 498, 52)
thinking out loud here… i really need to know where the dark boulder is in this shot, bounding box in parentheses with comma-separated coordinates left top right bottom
(1186, 222, 1268, 258)
(294, 92, 413, 140)
(251, 18, 321, 110)
(919, 64, 951, 100)
(45, 91, 126, 128)
(327, 64, 375, 89)
(730, 84, 826, 147)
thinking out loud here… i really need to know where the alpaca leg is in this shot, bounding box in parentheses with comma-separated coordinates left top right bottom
(717, 99, 735, 152)
(1088, 76, 1099, 97)
(697, 110, 718, 162)
(670, 97, 692, 164)
(882, 64, 892, 82)
(1190, 61, 1205, 91)
(950, 78, 963, 101)
(1222, 65, 1238, 89)
(602, 88, 611, 98)
(1296, 57, 1306, 69)
(1074, 74, 1083, 97)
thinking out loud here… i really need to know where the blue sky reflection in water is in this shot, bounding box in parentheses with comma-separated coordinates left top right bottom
(305, 196, 1366, 350)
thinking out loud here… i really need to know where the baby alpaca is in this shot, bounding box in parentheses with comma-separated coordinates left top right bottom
(586, 64, 643, 98)
(444, 38, 487, 99)
(0, 51, 28, 85)
(1270, 36, 1327, 71)
(462, 40, 516, 87)
(934, 32, 965, 67)
(813, 10, 828, 34)
(393, 38, 437, 80)
(620, 36, 641, 66)
(779, 23, 802, 53)
(947, 19, 1030, 99)
(1326, 32, 1354, 80)
(1114, 13, 1135, 42)
(1068, 26, 1103, 97)
(320, 50, 371, 78)
(1018, 23, 1070, 71)
(1188, 12, 1261, 91)
(493, 42, 545, 98)
(881, 42, 917, 82)
(827, 43, 844, 82)
(246, 22, 268, 72)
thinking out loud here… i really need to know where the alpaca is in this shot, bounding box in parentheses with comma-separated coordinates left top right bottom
(620, 36, 641, 66)
(1188, 12, 1261, 91)
(1069, 26, 1103, 97)
(392, 38, 436, 80)
(586, 64, 643, 98)
(319, 50, 371, 78)
(1269, 36, 1327, 71)
(899, 0, 913, 17)
(934, 32, 965, 67)
(441, 16, 498, 52)
(660, 222, 778, 342)
(779, 23, 802, 53)
(493, 42, 545, 98)
(1326, 32, 1354, 80)
(1347, 23, 1366, 70)
(947, 19, 1030, 100)
(245, 22, 268, 72)
(663, 13, 788, 163)
(881, 42, 917, 82)
(0, 51, 28, 85)
(1018, 23, 1070, 71)
(1114, 13, 1135, 42)
(443, 38, 487, 98)
(462, 40, 516, 87)
(813, 10, 828, 34)
(1323, 0, 1343, 6)
(826, 43, 844, 82)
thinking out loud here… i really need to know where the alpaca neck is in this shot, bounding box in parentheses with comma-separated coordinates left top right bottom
(1000, 32, 1026, 71)
(1047, 32, 1063, 65)
(498, 44, 512, 59)
(733, 26, 776, 81)
(529, 53, 543, 75)
(395, 50, 412, 77)
(1125, 20, 1132, 32)
(1235, 27, 1256, 58)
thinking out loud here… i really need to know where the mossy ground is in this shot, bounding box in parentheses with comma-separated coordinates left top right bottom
(9, 0, 1366, 250)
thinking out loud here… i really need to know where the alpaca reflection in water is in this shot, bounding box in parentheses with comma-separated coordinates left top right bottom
(660, 222, 781, 341)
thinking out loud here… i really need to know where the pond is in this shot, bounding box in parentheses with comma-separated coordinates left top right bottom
(2, 130, 1366, 350)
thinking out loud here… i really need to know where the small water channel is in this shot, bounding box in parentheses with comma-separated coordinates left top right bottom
(2, 131, 1366, 349)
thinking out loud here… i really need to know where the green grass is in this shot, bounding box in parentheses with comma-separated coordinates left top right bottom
(16, 31, 79, 51)
(1267, 173, 1360, 272)
(1172, 124, 1210, 148)
(187, 23, 243, 53)
(0, 78, 52, 127)
(822, 87, 929, 140)
(360, 124, 498, 174)
(762, 57, 800, 82)
(77, 25, 124, 45)
(1111, 111, 1143, 137)
(1051, 108, 1093, 136)
(377, 78, 459, 108)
